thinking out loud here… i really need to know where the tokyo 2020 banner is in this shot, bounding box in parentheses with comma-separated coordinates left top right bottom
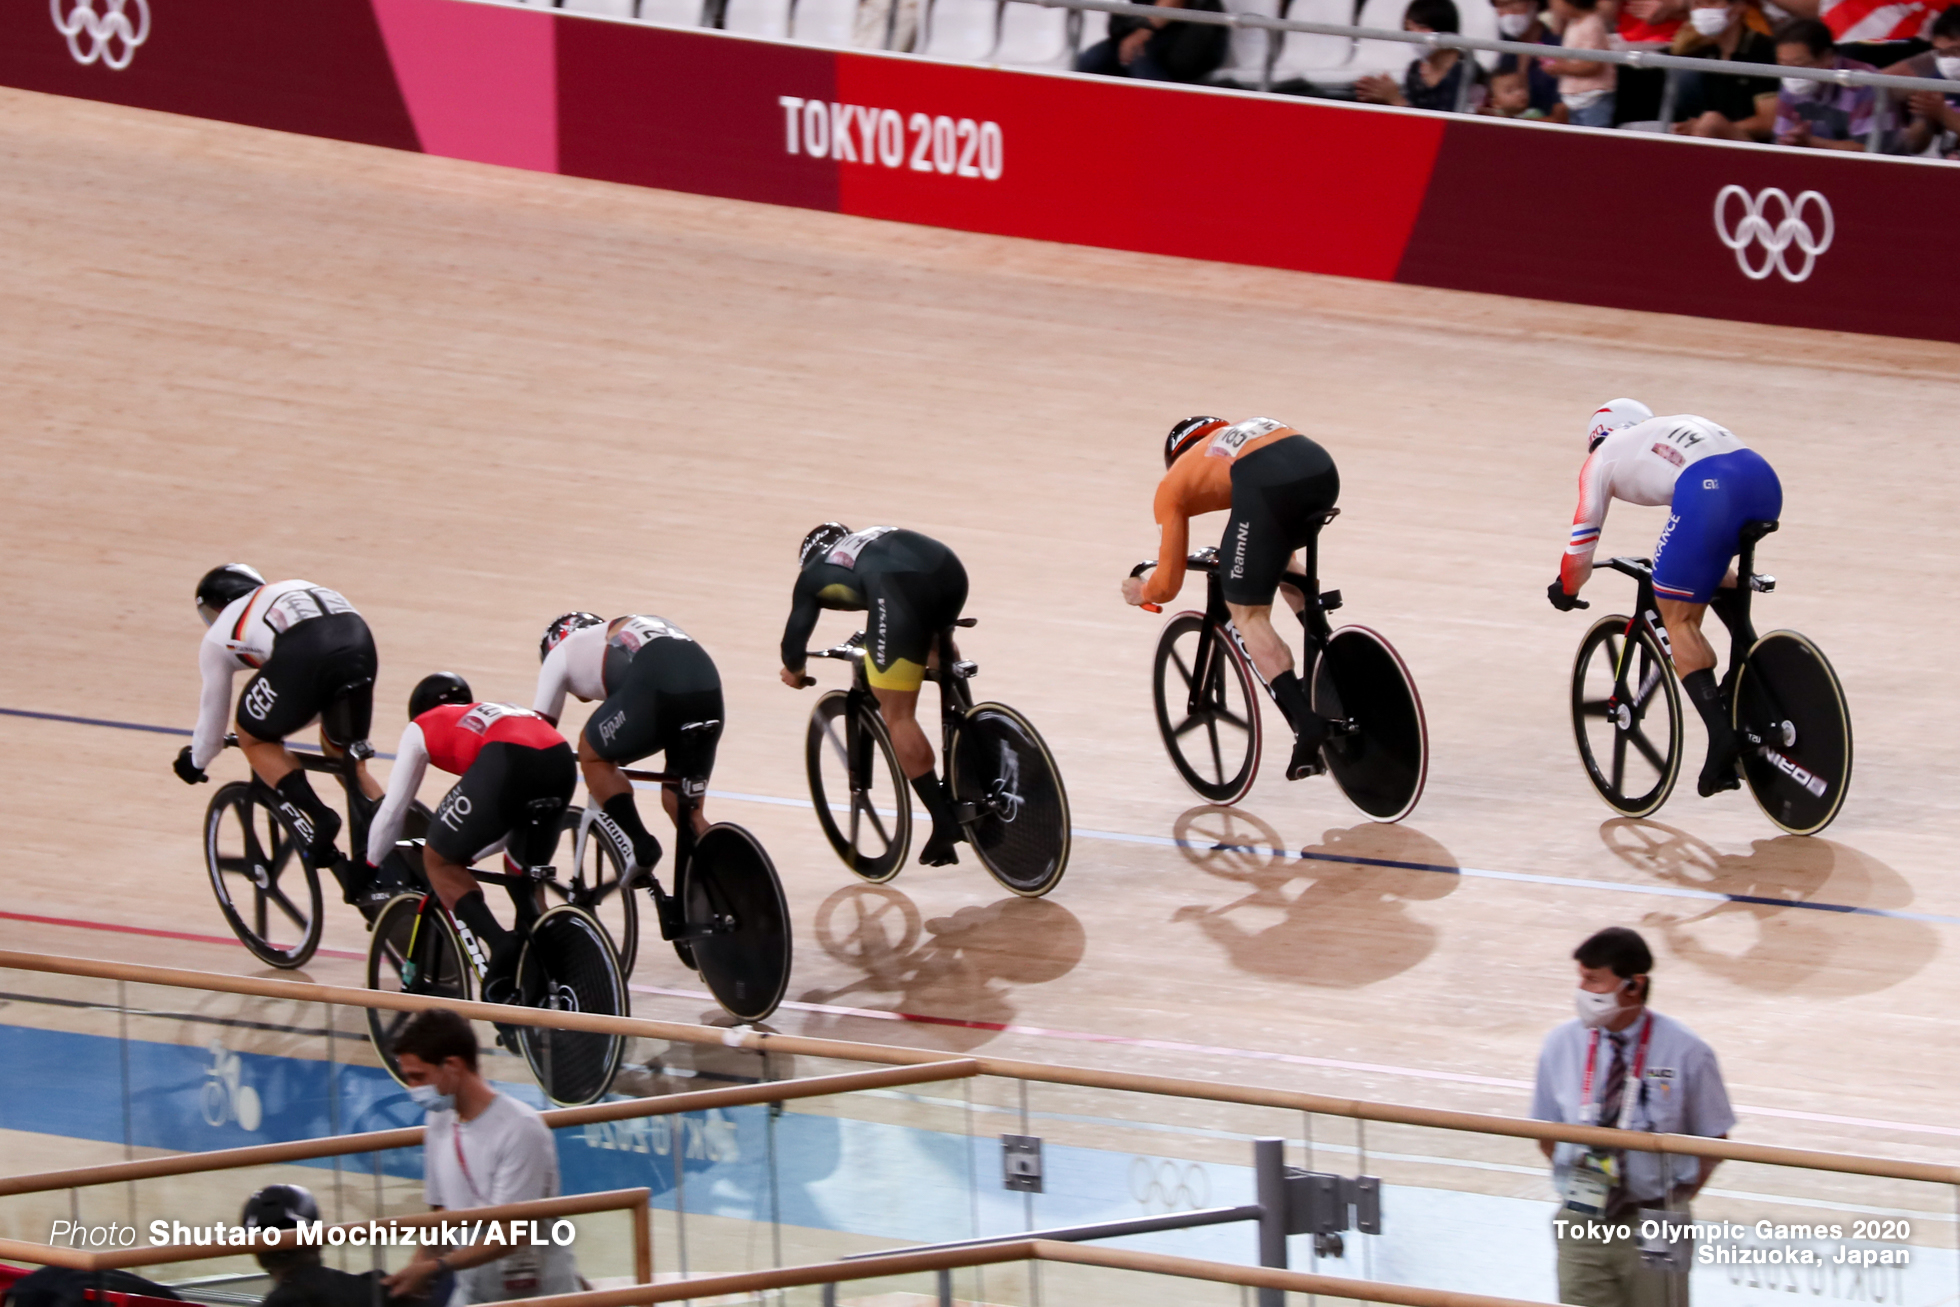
(5, 0, 1953, 341)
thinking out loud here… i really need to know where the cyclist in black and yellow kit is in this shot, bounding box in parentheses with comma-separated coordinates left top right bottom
(779, 525, 968, 867)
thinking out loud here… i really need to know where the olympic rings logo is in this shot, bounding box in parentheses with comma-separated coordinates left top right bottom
(1130, 1158, 1209, 1213)
(1713, 185, 1834, 285)
(51, 0, 149, 70)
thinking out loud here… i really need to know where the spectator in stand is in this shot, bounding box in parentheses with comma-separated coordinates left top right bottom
(1075, 0, 1229, 82)
(1355, 0, 1490, 111)
(1773, 17, 1888, 147)
(1545, 0, 1616, 125)
(1671, 0, 1780, 137)
(1761, 0, 1951, 57)
(1491, 0, 1568, 118)
(1893, 4, 1960, 153)
(1484, 68, 1554, 113)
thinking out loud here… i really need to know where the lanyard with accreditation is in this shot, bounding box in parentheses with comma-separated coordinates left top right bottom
(1563, 1017, 1654, 1216)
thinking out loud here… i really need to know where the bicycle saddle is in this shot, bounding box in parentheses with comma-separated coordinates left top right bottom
(1740, 520, 1780, 544)
(1313, 508, 1342, 527)
(319, 678, 375, 752)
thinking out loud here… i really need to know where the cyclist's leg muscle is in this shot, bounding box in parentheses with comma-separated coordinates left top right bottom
(871, 685, 934, 777)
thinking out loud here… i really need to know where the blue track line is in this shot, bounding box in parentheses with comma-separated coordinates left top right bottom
(8, 704, 1949, 927)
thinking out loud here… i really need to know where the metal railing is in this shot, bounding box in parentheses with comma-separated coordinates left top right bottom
(5, 949, 1957, 1187)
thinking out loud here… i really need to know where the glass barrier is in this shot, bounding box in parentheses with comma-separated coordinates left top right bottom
(2, 967, 1954, 1307)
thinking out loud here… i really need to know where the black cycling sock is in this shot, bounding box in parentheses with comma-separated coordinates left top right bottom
(910, 771, 958, 829)
(1683, 668, 1730, 736)
(274, 770, 339, 849)
(1270, 671, 1324, 744)
(602, 793, 663, 869)
(452, 890, 512, 972)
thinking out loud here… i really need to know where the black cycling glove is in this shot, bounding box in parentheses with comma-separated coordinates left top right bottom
(1546, 579, 1589, 612)
(173, 745, 208, 785)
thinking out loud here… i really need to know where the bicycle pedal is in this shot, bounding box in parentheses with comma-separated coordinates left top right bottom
(654, 896, 687, 942)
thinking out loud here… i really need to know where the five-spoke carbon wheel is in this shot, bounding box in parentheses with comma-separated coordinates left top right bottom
(950, 702, 1071, 897)
(687, 824, 794, 1021)
(204, 782, 324, 968)
(366, 893, 471, 1086)
(1312, 626, 1428, 823)
(1152, 612, 1262, 804)
(807, 689, 911, 881)
(1571, 614, 1683, 817)
(1735, 630, 1853, 836)
(517, 904, 628, 1106)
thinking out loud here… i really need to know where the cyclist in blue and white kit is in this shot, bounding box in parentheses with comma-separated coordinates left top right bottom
(1547, 400, 1783, 797)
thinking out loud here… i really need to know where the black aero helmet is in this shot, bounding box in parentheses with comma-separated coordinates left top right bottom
(408, 672, 472, 722)
(1164, 417, 1228, 469)
(240, 1183, 320, 1233)
(799, 523, 851, 568)
(195, 563, 266, 626)
(540, 612, 605, 663)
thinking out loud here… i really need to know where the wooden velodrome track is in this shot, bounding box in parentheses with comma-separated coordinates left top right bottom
(4, 85, 1959, 1170)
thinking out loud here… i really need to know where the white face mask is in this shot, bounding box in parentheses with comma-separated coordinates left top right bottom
(409, 1083, 456, 1114)
(1574, 986, 1624, 1028)
(1781, 74, 1818, 96)
(1688, 6, 1731, 34)
(1498, 10, 1534, 36)
(1936, 53, 1960, 80)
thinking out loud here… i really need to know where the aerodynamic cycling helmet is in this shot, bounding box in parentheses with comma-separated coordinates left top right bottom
(408, 672, 473, 722)
(540, 612, 605, 663)
(240, 1183, 320, 1234)
(799, 523, 852, 569)
(1585, 398, 1653, 453)
(195, 563, 266, 626)
(1164, 416, 1228, 469)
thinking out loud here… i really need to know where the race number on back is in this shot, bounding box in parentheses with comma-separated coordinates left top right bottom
(1206, 417, 1286, 460)
(825, 526, 899, 569)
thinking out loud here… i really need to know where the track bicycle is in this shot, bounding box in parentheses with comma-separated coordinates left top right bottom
(801, 619, 1071, 897)
(1129, 508, 1428, 822)
(1565, 520, 1852, 835)
(560, 763, 793, 1021)
(201, 688, 427, 968)
(365, 839, 628, 1107)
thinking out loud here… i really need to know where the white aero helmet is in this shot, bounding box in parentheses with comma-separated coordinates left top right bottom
(1586, 398, 1653, 452)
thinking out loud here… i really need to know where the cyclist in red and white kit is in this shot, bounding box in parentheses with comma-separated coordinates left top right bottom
(363, 675, 577, 998)
(177, 565, 380, 879)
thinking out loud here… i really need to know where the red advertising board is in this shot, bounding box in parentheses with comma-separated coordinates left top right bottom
(6, 0, 1956, 343)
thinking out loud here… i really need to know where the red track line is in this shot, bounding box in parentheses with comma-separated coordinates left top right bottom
(0, 909, 366, 961)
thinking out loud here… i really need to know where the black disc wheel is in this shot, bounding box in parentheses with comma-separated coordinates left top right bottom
(1311, 626, 1429, 823)
(549, 809, 641, 977)
(1570, 615, 1683, 818)
(516, 904, 627, 1106)
(1734, 630, 1852, 836)
(686, 824, 793, 1022)
(807, 689, 911, 881)
(203, 782, 324, 968)
(365, 893, 472, 1086)
(1152, 612, 1262, 804)
(950, 702, 1071, 897)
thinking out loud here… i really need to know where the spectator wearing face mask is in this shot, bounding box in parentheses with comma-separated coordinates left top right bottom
(1355, 0, 1490, 111)
(1773, 16, 1889, 148)
(1491, 0, 1568, 117)
(1670, 0, 1780, 138)
(1532, 927, 1734, 1307)
(382, 1010, 580, 1306)
(1544, 0, 1616, 126)
(1891, 4, 1960, 154)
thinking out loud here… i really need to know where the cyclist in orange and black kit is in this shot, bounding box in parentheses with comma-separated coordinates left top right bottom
(1121, 416, 1341, 781)
(779, 525, 969, 867)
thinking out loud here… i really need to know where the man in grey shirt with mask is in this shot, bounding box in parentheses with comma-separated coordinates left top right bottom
(383, 1010, 579, 1305)
(1532, 927, 1735, 1307)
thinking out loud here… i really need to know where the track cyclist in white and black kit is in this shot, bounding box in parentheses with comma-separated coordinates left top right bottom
(1548, 400, 1784, 798)
(533, 613, 724, 887)
(177, 565, 380, 884)
(364, 674, 577, 1000)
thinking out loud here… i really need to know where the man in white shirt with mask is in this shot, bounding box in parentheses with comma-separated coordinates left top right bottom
(1531, 927, 1734, 1307)
(383, 1010, 579, 1305)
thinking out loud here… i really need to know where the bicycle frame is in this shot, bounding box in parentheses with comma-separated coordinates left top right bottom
(812, 619, 981, 798)
(605, 767, 722, 945)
